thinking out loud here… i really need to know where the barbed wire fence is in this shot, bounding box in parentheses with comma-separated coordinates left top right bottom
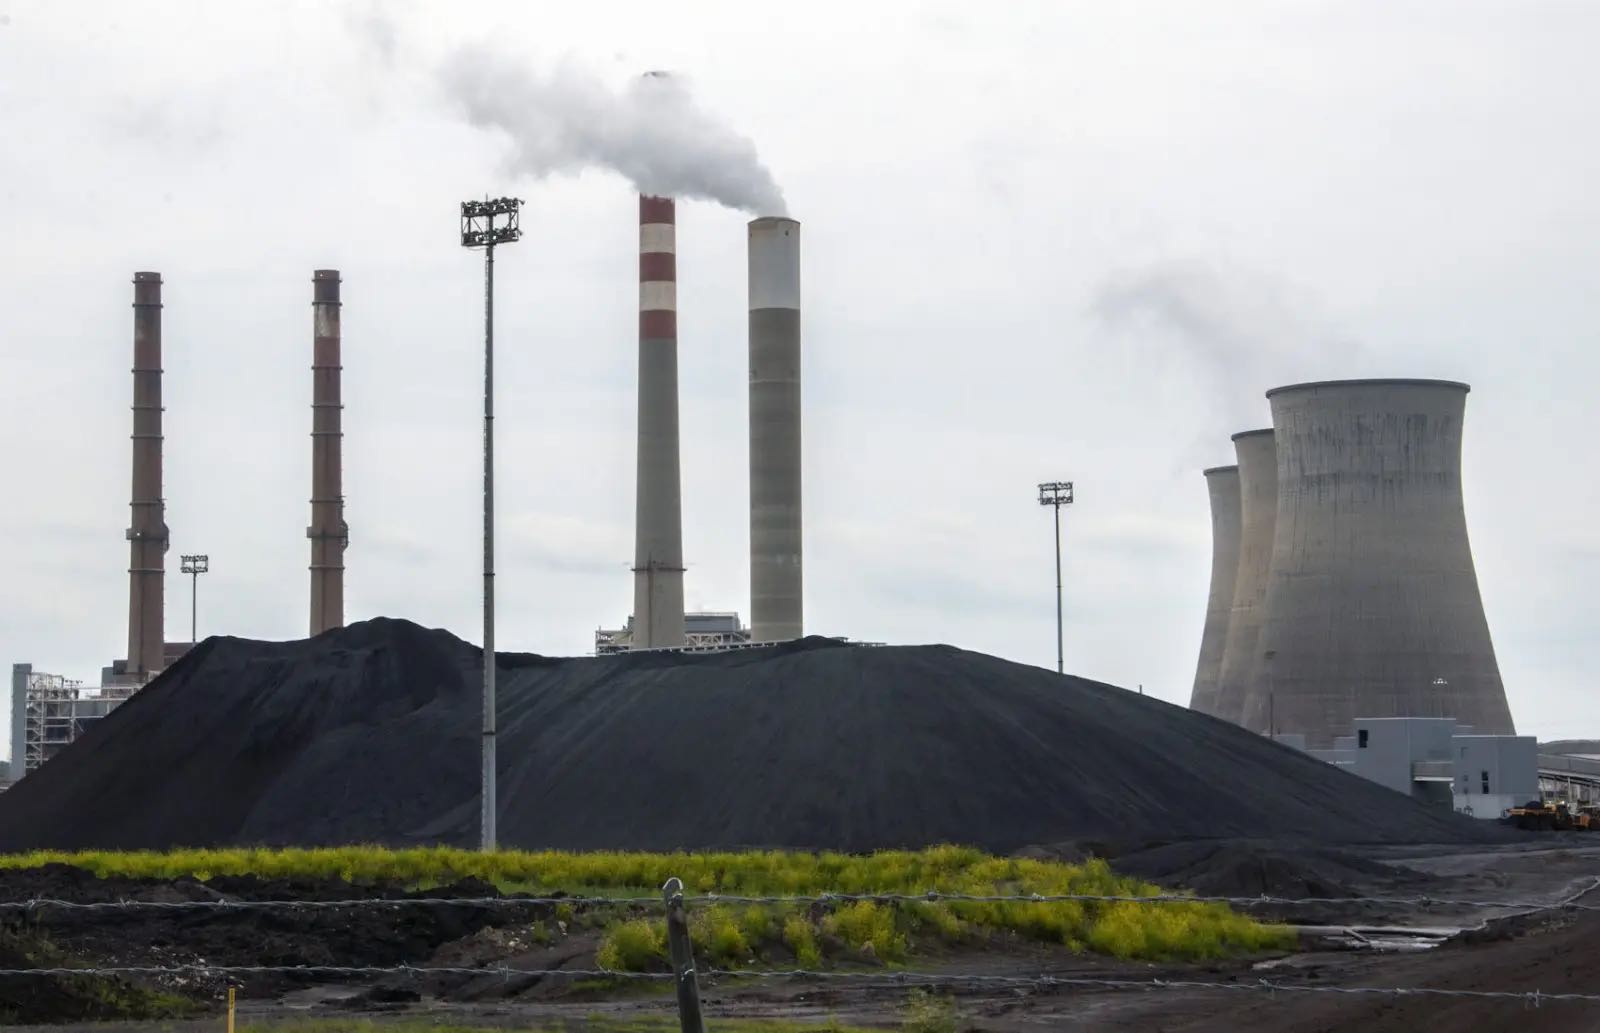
(1, 875, 1597, 1028)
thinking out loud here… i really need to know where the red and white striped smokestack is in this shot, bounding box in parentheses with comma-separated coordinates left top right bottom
(126, 272, 168, 677)
(631, 195, 686, 648)
(307, 270, 347, 635)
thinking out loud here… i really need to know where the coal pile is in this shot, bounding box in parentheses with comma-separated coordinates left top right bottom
(0, 618, 1500, 852)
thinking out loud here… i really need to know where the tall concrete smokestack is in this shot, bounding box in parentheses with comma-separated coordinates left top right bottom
(126, 272, 168, 678)
(1213, 429, 1276, 724)
(631, 195, 686, 648)
(747, 217, 802, 642)
(1189, 464, 1240, 715)
(308, 270, 347, 636)
(1242, 379, 1513, 744)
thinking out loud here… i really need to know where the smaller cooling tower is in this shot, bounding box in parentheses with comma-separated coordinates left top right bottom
(1241, 379, 1513, 745)
(1189, 465, 1241, 715)
(1213, 430, 1276, 724)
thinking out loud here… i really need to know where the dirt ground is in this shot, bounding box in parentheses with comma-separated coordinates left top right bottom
(3, 840, 1598, 1033)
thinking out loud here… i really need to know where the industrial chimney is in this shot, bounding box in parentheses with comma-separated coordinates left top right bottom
(307, 270, 347, 636)
(631, 195, 686, 648)
(1241, 379, 1514, 744)
(1188, 464, 1240, 715)
(747, 217, 803, 642)
(1213, 429, 1276, 724)
(126, 272, 168, 678)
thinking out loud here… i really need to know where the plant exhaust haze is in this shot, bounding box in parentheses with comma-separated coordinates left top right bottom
(440, 49, 787, 215)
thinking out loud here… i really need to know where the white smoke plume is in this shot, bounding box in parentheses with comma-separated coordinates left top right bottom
(440, 48, 787, 216)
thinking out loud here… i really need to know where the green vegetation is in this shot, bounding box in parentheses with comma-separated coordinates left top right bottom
(0, 844, 1295, 967)
(901, 989, 958, 1033)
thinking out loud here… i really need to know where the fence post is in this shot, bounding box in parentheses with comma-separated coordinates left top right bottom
(226, 985, 235, 1033)
(662, 877, 706, 1033)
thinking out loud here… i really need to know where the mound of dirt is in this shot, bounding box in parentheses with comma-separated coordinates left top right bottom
(1110, 840, 1429, 898)
(0, 929, 199, 1025)
(0, 618, 1507, 852)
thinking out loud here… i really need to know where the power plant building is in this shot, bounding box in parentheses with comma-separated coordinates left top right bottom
(1241, 379, 1514, 745)
(1188, 465, 1239, 716)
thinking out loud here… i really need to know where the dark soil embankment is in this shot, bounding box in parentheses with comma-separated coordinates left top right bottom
(0, 618, 1505, 852)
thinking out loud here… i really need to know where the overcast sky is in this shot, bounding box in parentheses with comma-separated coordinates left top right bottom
(3, 0, 1596, 757)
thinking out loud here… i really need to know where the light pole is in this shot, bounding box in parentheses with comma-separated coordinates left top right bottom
(1037, 481, 1074, 675)
(179, 554, 209, 646)
(460, 196, 523, 852)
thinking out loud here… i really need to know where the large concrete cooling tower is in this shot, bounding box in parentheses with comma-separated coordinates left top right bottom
(1188, 464, 1240, 715)
(1213, 429, 1276, 724)
(126, 272, 169, 678)
(1241, 379, 1513, 744)
(747, 217, 802, 642)
(307, 270, 347, 635)
(632, 195, 686, 648)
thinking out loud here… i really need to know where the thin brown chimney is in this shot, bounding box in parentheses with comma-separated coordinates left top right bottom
(126, 272, 168, 676)
(307, 269, 347, 635)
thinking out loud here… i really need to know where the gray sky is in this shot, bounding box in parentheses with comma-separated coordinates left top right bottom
(3, 0, 1596, 756)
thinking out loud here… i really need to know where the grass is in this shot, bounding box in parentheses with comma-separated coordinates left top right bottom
(0, 844, 1296, 966)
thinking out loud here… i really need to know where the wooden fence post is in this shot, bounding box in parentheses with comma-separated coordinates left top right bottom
(663, 876, 706, 1033)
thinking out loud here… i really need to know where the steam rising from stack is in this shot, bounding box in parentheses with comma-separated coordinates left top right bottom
(440, 55, 786, 215)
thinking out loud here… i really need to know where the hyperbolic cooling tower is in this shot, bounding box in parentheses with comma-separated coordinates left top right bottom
(307, 270, 348, 636)
(126, 272, 168, 677)
(1241, 379, 1513, 744)
(1188, 465, 1240, 716)
(632, 195, 687, 648)
(747, 217, 803, 642)
(1213, 429, 1276, 724)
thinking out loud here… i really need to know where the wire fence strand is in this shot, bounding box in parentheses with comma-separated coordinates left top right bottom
(0, 885, 1594, 915)
(0, 961, 1595, 1006)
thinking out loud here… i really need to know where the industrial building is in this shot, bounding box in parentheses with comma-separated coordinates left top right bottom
(595, 611, 753, 655)
(1277, 716, 1538, 820)
(9, 664, 139, 783)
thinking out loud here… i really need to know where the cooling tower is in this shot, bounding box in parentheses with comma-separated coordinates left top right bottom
(307, 270, 347, 636)
(1213, 429, 1276, 724)
(747, 217, 803, 642)
(631, 195, 686, 648)
(1188, 464, 1240, 715)
(126, 272, 168, 677)
(1241, 379, 1513, 744)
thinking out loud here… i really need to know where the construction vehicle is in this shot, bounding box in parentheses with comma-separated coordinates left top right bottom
(1503, 801, 1594, 831)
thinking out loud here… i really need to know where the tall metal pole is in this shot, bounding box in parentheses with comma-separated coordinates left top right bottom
(191, 568, 198, 646)
(1037, 481, 1074, 677)
(481, 241, 497, 852)
(1053, 502, 1063, 676)
(460, 197, 521, 852)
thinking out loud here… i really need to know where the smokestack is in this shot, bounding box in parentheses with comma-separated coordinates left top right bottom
(747, 217, 802, 642)
(126, 272, 168, 678)
(1213, 429, 1276, 724)
(308, 270, 347, 636)
(1189, 464, 1240, 715)
(631, 195, 686, 648)
(1243, 379, 1513, 744)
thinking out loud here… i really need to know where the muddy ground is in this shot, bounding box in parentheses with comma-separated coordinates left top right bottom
(2, 839, 1597, 1033)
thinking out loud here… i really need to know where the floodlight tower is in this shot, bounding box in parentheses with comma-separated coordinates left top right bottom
(460, 196, 522, 852)
(1038, 481, 1074, 675)
(179, 553, 209, 646)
